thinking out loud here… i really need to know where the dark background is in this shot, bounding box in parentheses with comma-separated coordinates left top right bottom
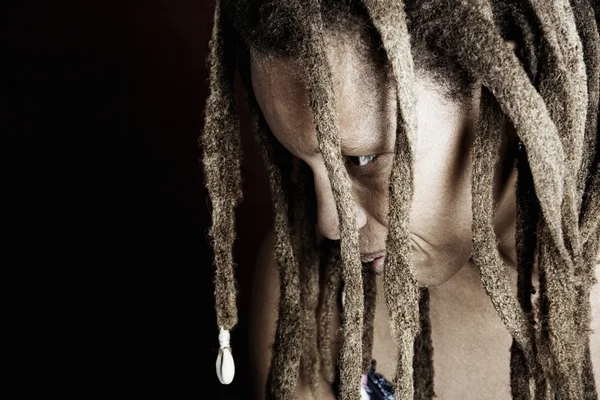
(7, 1, 270, 398)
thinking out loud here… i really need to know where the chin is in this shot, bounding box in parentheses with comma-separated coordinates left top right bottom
(411, 260, 465, 287)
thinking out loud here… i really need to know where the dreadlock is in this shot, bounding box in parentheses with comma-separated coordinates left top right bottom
(530, 1, 590, 396)
(413, 288, 434, 400)
(202, 0, 600, 398)
(317, 242, 342, 385)
(247, 89, 303, 399)
(472, 85, 536, 379)
(293, 161, 321, 397)
(362, 265, 377, 375)
(201, 0, 242, 338)
(361, 1, 421, 397)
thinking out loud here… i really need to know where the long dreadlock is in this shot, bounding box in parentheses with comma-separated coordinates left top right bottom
(201, 0, 600, 399)
(361, 1, 421, 397)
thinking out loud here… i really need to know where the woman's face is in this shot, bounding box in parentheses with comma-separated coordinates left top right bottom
(251, 38, 479, 286)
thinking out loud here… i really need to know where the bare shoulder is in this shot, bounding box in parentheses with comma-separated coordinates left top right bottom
(248, 232, 337, 400)
(590, 256, 600, 389)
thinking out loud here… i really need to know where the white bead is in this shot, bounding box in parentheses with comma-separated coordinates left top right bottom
(218, 328, 230, 347)
(216, 329, 235, 385)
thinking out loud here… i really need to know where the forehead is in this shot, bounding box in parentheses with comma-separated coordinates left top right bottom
(250, 38, 396, 157)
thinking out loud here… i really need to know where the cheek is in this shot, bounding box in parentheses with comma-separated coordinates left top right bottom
(353, 175, 390, 227)
(352, 164, 474, 286)
(410, 200, 474, 286)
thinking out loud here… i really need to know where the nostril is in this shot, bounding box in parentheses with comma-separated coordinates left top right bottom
(319, 224, 340, 241)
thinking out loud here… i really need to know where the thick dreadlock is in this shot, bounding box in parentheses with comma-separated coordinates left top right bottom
(293, 161, 321, 397)
(361, 1, 421, 398)
(531, 1, 590, 395)
(202, 0, 242, 343)
(317, 243, 342, 386)
(300, 3, 366, 398)
(202, 0, 600, 399)
(244, 94, 303, 398)
(472, 85, 537, 388)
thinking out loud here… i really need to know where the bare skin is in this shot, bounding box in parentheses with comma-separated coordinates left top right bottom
(248, 35, 600, 399)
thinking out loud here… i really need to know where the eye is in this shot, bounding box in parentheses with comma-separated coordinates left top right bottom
(346, 154, 377, 167)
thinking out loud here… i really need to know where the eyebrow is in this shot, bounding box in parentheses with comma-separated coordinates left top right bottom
(297, 121, 386, 156)
(308, 140, 376, 155)
(340, 134, 381, 154)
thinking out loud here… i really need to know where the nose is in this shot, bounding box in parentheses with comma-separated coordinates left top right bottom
(314, 172, 367, 240)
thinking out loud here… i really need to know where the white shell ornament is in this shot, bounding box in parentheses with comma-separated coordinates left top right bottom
(216, 329, 235, 385)
(361, 386, 370, 400)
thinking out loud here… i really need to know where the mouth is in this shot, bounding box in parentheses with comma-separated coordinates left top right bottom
(360, 251, 386, 263)
(360, 251, 386, 275)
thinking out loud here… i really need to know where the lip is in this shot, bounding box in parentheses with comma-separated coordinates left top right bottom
(359, 235, 430, 263)
(360, 251, 386, 263)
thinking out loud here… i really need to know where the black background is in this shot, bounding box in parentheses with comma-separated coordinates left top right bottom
(7, 1, 271, 398)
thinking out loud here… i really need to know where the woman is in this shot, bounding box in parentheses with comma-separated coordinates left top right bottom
(202, 0, 600, 399)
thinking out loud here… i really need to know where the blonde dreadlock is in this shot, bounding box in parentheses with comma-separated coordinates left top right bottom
(301, 3, 366, 396)
(246, 84, 304, 399)
(293, 162, 321, 397)
(361, 1, 421, 397)
(201, 0, 242, 336)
